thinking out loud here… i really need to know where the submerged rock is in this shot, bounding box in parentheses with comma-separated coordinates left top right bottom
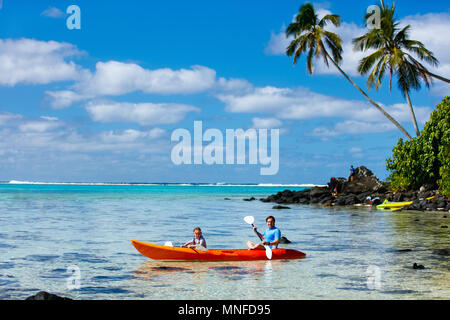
(433, 248, 450, 256)
(272, 205, 291, 210)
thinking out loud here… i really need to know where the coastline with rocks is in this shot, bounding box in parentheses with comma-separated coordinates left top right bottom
(257, 166, 450, 213)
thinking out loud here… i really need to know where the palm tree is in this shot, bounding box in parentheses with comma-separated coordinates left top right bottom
(286, 3, 412, 140)
(379, 1, 449, 85)
(353, 2, 447, 137)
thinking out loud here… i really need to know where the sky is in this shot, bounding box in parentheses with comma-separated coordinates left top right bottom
(0, 0, 448, 184)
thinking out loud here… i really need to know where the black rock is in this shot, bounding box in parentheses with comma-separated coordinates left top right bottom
(432, 248, 450, 256)
(412, 263, 425, 270)
(309, 186, 330, 198)
(310, 197, 321, 204)
(334, 196, 345, 206)
(272, 205, 291, 210)
(26, 291, 72, 300)
(279, 236, 291, 244)
(344, 195, 358, 205)
(243, 197, 256, 201)
(437, 201, 446, 209)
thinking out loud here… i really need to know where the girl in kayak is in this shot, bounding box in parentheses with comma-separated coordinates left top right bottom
(247, 216, 281, 250)
(181, 227, 207, 249)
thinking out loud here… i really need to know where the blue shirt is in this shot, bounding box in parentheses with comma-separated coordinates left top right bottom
(263, 227, 281, 248)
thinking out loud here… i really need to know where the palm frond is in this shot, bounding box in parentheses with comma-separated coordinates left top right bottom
(319, 14, 341, 28)
(358, 48, 385, 75)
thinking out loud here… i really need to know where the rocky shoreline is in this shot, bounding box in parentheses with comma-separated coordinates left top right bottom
(258, 166, 450, 213)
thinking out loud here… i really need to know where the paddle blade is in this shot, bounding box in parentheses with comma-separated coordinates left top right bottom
(244, 216, 255, 225)
(164, 241, 173, 247)
(265, 246, 273, 260)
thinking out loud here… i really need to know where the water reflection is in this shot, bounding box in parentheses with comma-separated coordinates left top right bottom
(132, 260, 278, 288)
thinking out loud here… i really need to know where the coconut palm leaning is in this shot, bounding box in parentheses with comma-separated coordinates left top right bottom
(286, 3, 412, 140)
(353, 2, 448, 137)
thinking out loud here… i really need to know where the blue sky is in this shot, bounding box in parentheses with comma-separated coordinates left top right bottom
(0, 0, 448, 183)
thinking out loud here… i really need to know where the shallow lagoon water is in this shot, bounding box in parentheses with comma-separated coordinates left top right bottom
(0, 184, 448, 300)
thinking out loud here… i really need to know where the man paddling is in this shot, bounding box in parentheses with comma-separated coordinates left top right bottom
(181, 227, 207, 249)
(247, 216, 281, 250)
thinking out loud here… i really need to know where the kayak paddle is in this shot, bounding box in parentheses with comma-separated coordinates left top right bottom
(244, 216, 272, 260)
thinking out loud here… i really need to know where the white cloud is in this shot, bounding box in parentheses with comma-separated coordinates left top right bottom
(251, 117, 282, 129)
(45, 90, 87, 109)
(310, 120, 396, 137)
(18, 119, 64, 133)
(0, 38, 85, 86)
(265, 27, 290, 56)
(46, 62, 218, 108)
(100, 128, 166, 143)
(40, 116, 59, 121)
(148, 127, 166, 139)
(0, 112, 23, 125)
(218, 85, 361, 118)
(85, 101, 200, 126)
(78, 62, 217, 96)
(217, 84, 432, 136)
(41, 7, 65, 18)
(216, 77, 253, 94)
(219, 85, 431, 123)
(0, 113, 170, 159)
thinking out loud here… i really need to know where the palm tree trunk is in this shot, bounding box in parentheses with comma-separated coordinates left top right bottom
(403, 85, 421, 137)
(426, 70, 450, 84)
(324, 51, 413, 140)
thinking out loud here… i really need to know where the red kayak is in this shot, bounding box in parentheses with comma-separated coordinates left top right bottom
(131, 239, 306, 261)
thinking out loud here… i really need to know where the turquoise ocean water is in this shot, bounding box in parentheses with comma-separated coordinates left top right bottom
(0, 183, 448, 300)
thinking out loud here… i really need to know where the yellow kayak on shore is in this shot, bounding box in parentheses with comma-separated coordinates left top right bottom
(376, 199, 413, 211)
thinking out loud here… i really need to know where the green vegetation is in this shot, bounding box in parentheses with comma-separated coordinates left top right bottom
(386, 97, 450, 196)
